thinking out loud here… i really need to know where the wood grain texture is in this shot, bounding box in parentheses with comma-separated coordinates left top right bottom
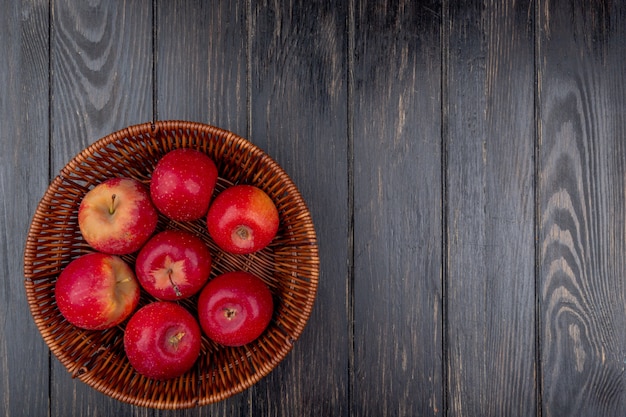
(1, 1, 50, 416)
(50, 1, 153, 415)
(352, 1, 443, 416)
(446, 2, 536, 416)
(156, 0, 247, 135)
(538, 1, 626, 416)
(250, 0, 350, 415)
(9, 1, 626, 415)
(51, 0, 153, 172)
(155, 1, 249, 415)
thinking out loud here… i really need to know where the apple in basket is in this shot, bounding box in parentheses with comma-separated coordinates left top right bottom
(206, 185, 279, 254)
(150, 148, 218, 221)
(78, 177, 158, 255)
(124, 301, 202, 380)
(55, 252, 140, 330)
(197, 271, 274, 347)
(135, 229, 212, 300)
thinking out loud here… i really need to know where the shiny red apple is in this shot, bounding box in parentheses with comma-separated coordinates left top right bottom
(135, 229, 212, 300)
(55, 252, 140, 330)
(150, 148, 218, 221)
(197, 271, 274, 346)
(124, 301, 202, 380)
(206, 185, 279, 254)
(78, 177, 158, 255)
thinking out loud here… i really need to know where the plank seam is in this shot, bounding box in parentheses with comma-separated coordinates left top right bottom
(440, 1, 450, 416)
(47, 0, 53, 416)
(246, 0, 253, 414)
(152, 0, 158, 124)
(347, 1, 356, 416)
(246, 0, 252, 142)
(533, 0, 543, 416)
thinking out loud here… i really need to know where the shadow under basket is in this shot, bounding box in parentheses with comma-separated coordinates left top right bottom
(23, 120, 319, 409)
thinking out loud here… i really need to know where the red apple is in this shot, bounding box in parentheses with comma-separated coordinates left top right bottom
(206, 185, 279, 254)
(135, 229, 212, 300)
(150, 148, 218, 221)
(55, 252, 140, 330)
(124, 301, 202, 380)
(197, 271, 274, 346)
(78, 177, 158, 255)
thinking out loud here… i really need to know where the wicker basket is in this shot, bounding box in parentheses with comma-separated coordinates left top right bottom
(23, 121, 319, 409)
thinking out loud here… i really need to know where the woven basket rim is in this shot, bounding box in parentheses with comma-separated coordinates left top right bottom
(23, 120, 319, 409)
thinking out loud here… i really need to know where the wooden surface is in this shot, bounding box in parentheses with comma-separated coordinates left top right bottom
(3, 1, 626, 416)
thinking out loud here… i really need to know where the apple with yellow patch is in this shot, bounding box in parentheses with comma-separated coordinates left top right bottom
(135, 229, 212, 300)
(55, 252, 140, 330)
(78, 177, 158, 255)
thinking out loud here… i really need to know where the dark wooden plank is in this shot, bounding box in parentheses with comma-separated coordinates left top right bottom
(50, 0, 153, 415)
(446, 2, 536, 416)
(51, 0, 154, 169)
(250, 1, 350, 415)
(538, 2, 626, 416)
(155, 0, 249, 414)
(1, 1, 50, 416)
(156, 0, 247, 135)
(352, 1, 442, 416)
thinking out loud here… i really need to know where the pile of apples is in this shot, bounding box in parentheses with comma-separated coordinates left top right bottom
(54, 148, 279, 380)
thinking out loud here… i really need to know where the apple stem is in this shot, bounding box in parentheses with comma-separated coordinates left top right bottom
(169, 271, 182, 297)
(109, 194, 117, 215)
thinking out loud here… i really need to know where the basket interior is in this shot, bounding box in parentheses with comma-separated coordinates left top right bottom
(23, 121, 319, 409)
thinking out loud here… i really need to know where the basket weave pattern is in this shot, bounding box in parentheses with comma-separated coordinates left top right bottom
(23, 121, 319, 409)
